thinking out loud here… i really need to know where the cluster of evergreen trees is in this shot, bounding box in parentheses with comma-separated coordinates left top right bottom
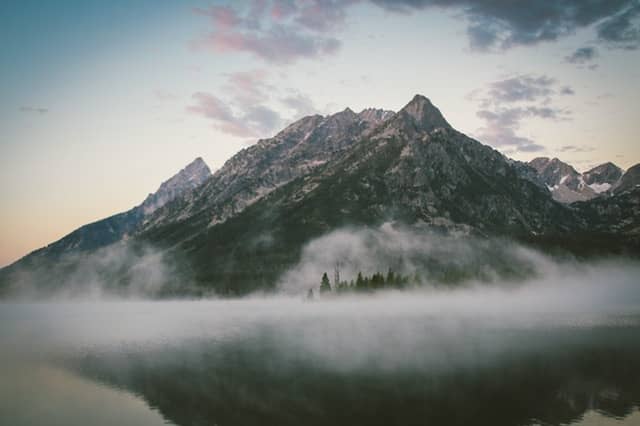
(310, 269, 419, 298)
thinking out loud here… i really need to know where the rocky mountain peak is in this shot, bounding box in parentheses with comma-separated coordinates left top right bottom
(527, 157, 594, 203)
(182, 157, 211, 180)
(276, 114, 324, 140)
(615, 163, 640, 194)
(526, 157, 628, 203)
(358, 108, 395, 125)
(141, 157, 211, 215)
(398, 94, 452, 132)
(583, 162, 624, 185)
(325, 107, 358, 126)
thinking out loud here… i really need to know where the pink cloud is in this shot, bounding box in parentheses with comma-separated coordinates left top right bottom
(194, 6, 240, 29)
(187, 91, 282, 138)
(192, 0, 346, 64)
(271, 0, 297, 20)
(194, 25, 340, 64)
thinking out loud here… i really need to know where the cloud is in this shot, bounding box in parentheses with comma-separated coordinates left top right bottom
(596, 2, 640, 49)
(484, 75, 555, 104)
(187, 69, 286, 138)
(474, 108, 546, 153)
(190, 1, 640, 64)
(223, 69, 273, 105)
(280, 91, 321, 119)
(557, 145, 596, 153)
(471, 74, 572, 154)
(560, 86, 575, 95)
(291, 0, 355, 32)
(370, 0, 640, 51)
(19, 106, 48, 114)
(188, 71, 322, 138)
(565, 46, 598, 64)
(187, 92, 282, 138)
(192, 1, 347, 64)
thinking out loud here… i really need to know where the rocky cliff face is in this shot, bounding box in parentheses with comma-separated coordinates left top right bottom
(3, 95, 638, 297)
(141, 107, 394, 237)
(137, 96, 582, 293)
(583, 162, 624, 192)
(528, 158, 623, 203)
(141, 157, 211, 215)
(614, 164, 640, 194)
(528, 157, 594, 203)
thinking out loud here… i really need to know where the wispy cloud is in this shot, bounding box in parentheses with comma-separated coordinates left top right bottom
(191, 1, 349, 64)
(470, 74, 572, 153)
(222, 69, 273, 105)
(483, 75, 555, 104)
(190, 1, 640, 64)
(188, 70, 321, 138)
(280, 91, 321, 119)
(19, 106, 48, 114)
(187, 92, 281, 138)
(597, 2, 640, 50)
(565, 46, 598, 64)
(558, 145, 596, 153)
(371, 0, 640, 51)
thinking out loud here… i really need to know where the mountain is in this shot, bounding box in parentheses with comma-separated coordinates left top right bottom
(528, 157, 594, 203)
(572, 186, 640, 237)
(7, 157, 211, 264)
(140, 157, 211, 215)
(528, 158, 624, 203)
(583, 162, 624, 193)
(138, 95, 579, 294)
(140, 107, 393, 239)
(614, 163, 640, 194)
(2, 95, 638, 297)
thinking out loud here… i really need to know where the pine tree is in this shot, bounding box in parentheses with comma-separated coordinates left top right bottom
(356, 272, 365, 291)
(386, 268, 395, 288)
(320, 272, 332, 294)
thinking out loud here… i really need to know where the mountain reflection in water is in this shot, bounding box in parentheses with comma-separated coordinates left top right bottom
(1, 296, 640, 426)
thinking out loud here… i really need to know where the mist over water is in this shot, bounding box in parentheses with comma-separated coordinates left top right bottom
(2, 229, 640, 425)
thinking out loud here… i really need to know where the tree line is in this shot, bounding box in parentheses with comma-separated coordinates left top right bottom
(308, 269, 420, 298)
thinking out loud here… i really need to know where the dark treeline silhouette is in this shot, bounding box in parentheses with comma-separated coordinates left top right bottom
(311, 269, 420, 297)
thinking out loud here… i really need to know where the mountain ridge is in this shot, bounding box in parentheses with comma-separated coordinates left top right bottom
(528, 157, 624, 203)
(5, 157, 211, 267)
(2, 94, 639, 297)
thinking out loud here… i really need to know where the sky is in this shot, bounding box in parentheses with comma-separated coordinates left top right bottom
(1, 0, 639, 267)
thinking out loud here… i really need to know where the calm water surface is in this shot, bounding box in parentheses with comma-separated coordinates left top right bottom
(1, 295, 639, 426)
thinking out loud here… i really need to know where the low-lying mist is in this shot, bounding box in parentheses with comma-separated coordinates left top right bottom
(1, 242, 199, 300)
(2, 257, 639, 367)
(2, 222, 639, 305)
(2, 225, 640, 426)
(278, 222, 640, 298)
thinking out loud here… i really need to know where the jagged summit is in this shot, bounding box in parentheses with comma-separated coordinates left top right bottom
(615, 163, 640, 194)
(583, 162, 623, 186)
(141, 157, 211, 215)
(398, 94, 452, 132)
(527, 157, 628, 203)
(358, 108, 394, 124)
(185, 156, 209, 172)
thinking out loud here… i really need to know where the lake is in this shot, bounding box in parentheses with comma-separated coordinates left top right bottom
(1, 286, 640, 426)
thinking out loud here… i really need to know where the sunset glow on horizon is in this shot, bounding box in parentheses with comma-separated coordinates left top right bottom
(1, 0, 639, 267)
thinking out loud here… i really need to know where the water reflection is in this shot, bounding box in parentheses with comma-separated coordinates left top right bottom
(68, 316, 640, 426)
(1, 298, 639, 426)
(0, 364, 171, 426)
